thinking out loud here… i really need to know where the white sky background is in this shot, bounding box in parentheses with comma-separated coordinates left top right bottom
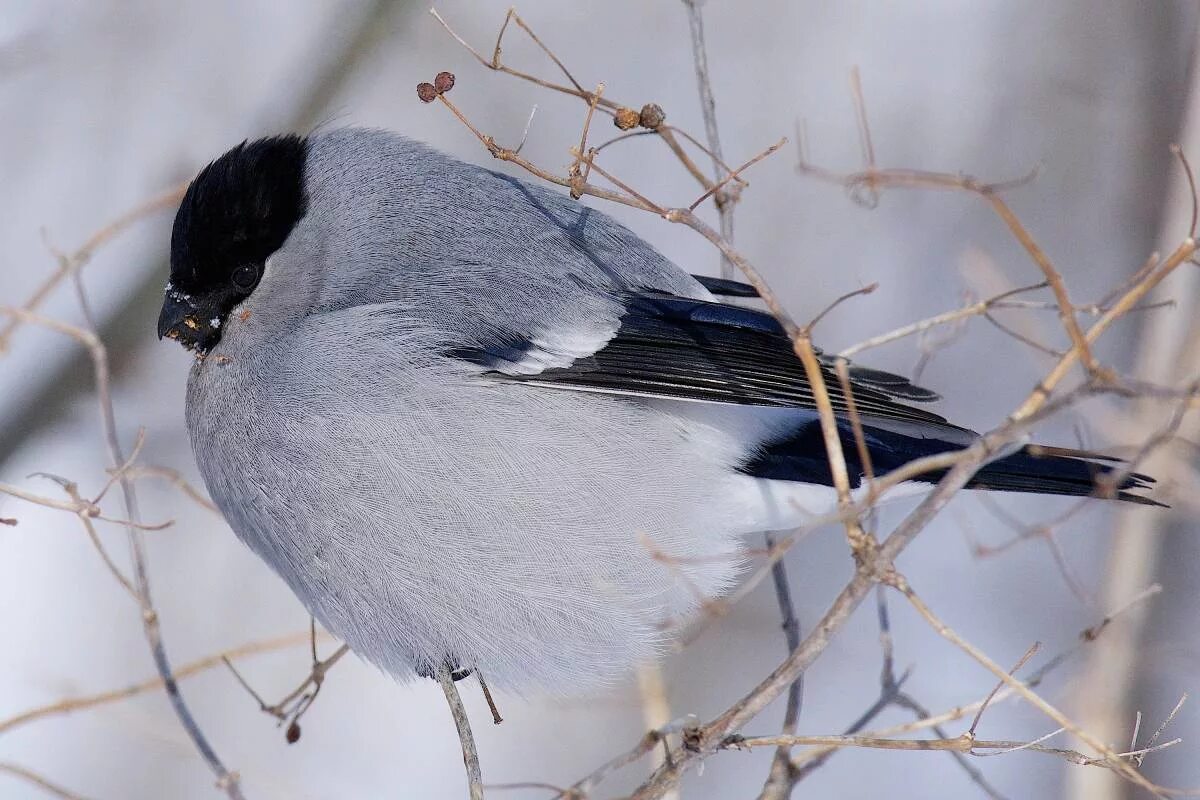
(0, 1, 1197, 798)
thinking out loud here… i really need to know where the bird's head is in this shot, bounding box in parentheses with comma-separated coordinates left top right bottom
(159, 135, 308, 354)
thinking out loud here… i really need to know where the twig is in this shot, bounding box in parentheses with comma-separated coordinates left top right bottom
(968, 642, 1041, 736)
(433, 92, 659, 215)
(681, 0, 736, 277)
(0, 763, 94, 800)
(477, 673, 503, 725)
(223, 639, 351, 740)
(565, 727, 677, 798)
(804, 283, 879, 334)
(119, 465, 219, 513)
(1171, 144, 1198, 238)
(0, 184, 182, 354)
(0, 298, 245, 796)
(77, 509, 140, 603)
(438, 663, 485, 800)
(0, 629, 316, 736)
(838, 281, 1047, 357)
(70, 268, 247, 797)
(568, 83, 604, 198)
(1136, 694, 1189, 767)
(730, 727, 1181, 775)
(687, 138, 787, 212)
(849, 67, 879, 207)
(789, 581, 1164, 774)
(429, 8, 607, 110)
(635, 665, 678, 800)
(514, 104, 538, 154)
(972, 495, 1093, 604)
(1010, 238, 1196, 421)
(888, 576, 1165, 795)
(789, 588, 1007, 799)
(429, 5, 726, 202)
(757, 530, 804, 800)
(796, 157, 1098, 372)
(834, 358, 877, 485)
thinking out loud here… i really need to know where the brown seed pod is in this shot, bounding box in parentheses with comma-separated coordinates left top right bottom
(433, 71, 456, 94)
(286, 721, 301, 744)
(639, 103, 666, 130)
(416, 82, 438, 103)
(613, 107, 640, 131)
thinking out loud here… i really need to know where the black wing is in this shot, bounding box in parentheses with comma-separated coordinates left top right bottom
(690, 274, 762, 298)
(469, 291, 949, 427)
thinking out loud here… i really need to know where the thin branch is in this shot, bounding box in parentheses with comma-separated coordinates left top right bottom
(223, 640, 351, 740)
(0, 630, 316, 736)
(804, 283, 879, 334)
(789, 581, 1164, 775)
(0, 763, 94, 800)
(968, 642, 1040, 736)
(438, 664, 485, 800)
(1171, 144, 1198, 239)
(837, 281, 1046, 357)
(758, 530, 805, 800)
(0, 184, 183, 354)
(0, 298, 244, 796)
(889, 577, 1165, 795)
(120, 465, 219, 513)
(568, 83, 604, 198)
(565, 727, 677, 798)
(477, 673, 503, 725)
(849, 67, 879, 207)
(69, 267, 247, 797)
(681, 0, 736, 277)
(428, 4, 726, 204)
(687, 137, 788, 212)
(795, 158, 1098, 372)
(1136, 694, 1189, 767)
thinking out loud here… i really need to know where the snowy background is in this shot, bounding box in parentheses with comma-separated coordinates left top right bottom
(1, 1, 1198, 798)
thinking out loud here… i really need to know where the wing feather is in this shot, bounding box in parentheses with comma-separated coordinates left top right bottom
(468, 291, 950, 427)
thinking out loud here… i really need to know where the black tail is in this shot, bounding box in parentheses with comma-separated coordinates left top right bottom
(740, 420, 1162, 506)
(965, 445, 1161, 506)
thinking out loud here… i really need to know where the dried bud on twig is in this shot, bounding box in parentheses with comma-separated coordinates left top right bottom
(434, 71, 456, 94)
(639, 103, 666, 130)
(286, 721, 301, 744)
(416, 82, 438, 103)
(613, 107, 640, 130)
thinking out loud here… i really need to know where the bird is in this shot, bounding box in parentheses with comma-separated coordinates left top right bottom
(158, 127, 1156, 694)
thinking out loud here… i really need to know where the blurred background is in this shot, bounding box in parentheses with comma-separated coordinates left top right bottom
(2, 1, 1199, 798)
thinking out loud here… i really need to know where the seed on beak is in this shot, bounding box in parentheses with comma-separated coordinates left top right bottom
(183, 317, 199, 330)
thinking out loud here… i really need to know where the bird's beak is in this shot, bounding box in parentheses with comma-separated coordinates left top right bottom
(157, 293, 189, 341)
(158, 290, 214, 352)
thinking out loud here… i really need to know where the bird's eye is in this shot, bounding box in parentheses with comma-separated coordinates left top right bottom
(231, 264, 260, 291)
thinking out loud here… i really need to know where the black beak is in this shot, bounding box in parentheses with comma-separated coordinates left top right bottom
(158, 289, 216, 352)
(157, 293, 189, 340)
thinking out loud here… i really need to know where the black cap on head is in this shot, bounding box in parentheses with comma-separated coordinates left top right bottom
(159, 135, 308, 353)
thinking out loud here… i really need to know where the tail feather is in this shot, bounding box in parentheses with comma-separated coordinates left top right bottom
(740, 420, 1162, 506)
(967, 445, 1162, 506)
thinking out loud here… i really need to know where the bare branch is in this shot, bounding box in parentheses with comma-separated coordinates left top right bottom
(0, 762, 94, 800)
(0, 629, 316, 736)
(438, 664, 485, 800)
